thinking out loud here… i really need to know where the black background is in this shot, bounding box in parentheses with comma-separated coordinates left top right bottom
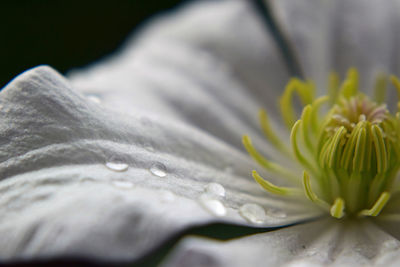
(0, 0, 188, 88)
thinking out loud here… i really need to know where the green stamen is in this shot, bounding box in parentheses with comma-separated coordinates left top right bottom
(359, 192, 391, 217)
(302, 171, 330, 210)
(280, 78, 314, 129)
(259, 109, 290, 156)
(242, 135, 297, 182)
(244, 68, 400, 219)
(252, 170, 301, 196)
(373, 74, 387, 104)
(330, 198, 345, 219)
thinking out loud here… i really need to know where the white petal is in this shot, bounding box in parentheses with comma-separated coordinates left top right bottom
(161, 218, 400, 267)
(271, 0, 400, 95)
(0, 66, 319, 261)
(68, 0, 291, 152)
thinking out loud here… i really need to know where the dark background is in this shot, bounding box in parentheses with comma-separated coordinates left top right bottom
(0, 0, 188, 88)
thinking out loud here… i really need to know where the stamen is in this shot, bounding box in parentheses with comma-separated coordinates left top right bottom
(371, 125, 388, 173)
(328, 72, 340, 105)
(330, 198, 345, 219)
(291, 120, 316, 174)
(373, 74, 387, 104)
(242, 135, 297, 181)
(245, 68, 400, 219)
(353, 127, 367, 172)
(390, 75, 400, 111)
(340, 122, 364, 170)
(358, 191, 391, 217)
(300, 105, 314, 152)
(302, 171, 330, 210)
(259, 109, 290, 156)
(252, 170, 301, 196)
(339, 68, 359, 99)
(327, 126, 347, 169)
(280, 78, 314, 129)
(310, 96, 329, 133)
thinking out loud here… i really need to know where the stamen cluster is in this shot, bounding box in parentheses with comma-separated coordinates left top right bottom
(244, 69, 400, 219)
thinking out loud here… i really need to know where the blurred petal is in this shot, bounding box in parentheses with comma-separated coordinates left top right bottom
(271, 0, 400, 95)
(161, 219, 400, 267)
(0, 66, 318, 261)
(69, 0, 291, 151)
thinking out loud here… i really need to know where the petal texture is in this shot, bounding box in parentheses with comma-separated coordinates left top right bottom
(69, 0, 291, 152)
(161, 218, 400, 267)
(0, 66, 318, 261)
(271, 0, 400, 96)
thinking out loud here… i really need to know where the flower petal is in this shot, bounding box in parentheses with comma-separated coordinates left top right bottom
(271, 0, 400, 95)
(0, 66, 318, 261)
(161, 218, 400, 266)
(68, 0, 291, 151)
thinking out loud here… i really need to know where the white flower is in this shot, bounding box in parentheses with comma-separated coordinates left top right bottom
(1, 0, 400, 266)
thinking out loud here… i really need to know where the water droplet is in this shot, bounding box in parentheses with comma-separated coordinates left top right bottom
(383, 239, 400, 251)
(159, 190, 176, 203)
(266, 208, 287, 218)
(204, 183, 225, 198)
(239, 203, 266, 224)
(105, 157, 129, 172)
(111, 179, 134, 189)
(149, 162, 167, 177)
(87, 94, 102, 104)
(199, 196, 227, 217)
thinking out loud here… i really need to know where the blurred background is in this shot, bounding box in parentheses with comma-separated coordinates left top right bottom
(0, 0, 189, 88)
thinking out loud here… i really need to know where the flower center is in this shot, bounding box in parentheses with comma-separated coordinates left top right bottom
(243, 68, 400, 219)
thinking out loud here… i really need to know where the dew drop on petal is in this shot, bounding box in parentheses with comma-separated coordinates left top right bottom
(239, 203, 266, 224)
(199, 197, 227, 217)
(266, 208, 287, 218)
(111, 179, 134, 189)
(204, 183, 225, 198)
(105, 156, 129, 172)
(149, 162, 167, 177)
(159, 190, 176, 203)
(105, 162, 129, 172)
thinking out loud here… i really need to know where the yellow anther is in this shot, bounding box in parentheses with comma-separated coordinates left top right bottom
(390, 75, 400, 112)
(252, 170, 301, 196)
(330, 198, 345, 219)
(327, 126, 347, 169)
(242, 135, 297, 182)
(280, 78, 314, 129)
(310, 96, 329, 133)
(328, 72, 340, 105)
(373, 73, 387, 104)
(302, 171, 330, 210)
(300, 105, 314, 152)
(259, 109, 290, 156)
(371, 125, 388, 173)
(359, 191, 390, 217)
(353, 127, 367, 172)
(338, 68, 359, 100)
(245, 69, 400, 219)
